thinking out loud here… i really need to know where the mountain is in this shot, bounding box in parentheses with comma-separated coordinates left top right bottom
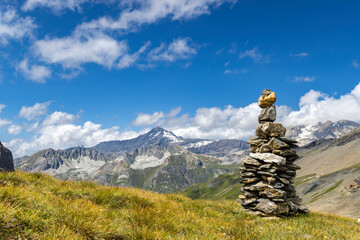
(92, 127, 183, 154)
(0, 142, 14, 171)
(16, 143, 238, 193)
(93, 127, 249, 163)
(2, 171, 359, 240)
(285, 120, 360, 146)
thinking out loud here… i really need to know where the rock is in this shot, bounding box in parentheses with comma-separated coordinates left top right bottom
(250, 153, 286, 165)
(258, 105, 277, 123)
(242, 172, 256, 178)
(285, 163, 301, 171)
(241, 156, 261, 166)
(245, 181, 273, 191)
(239, 197, 258, 206)
(272, 149, 297, 158)
(260, 188, 287, 199)
(0, 142, 14, 171)
(346, 180, 360, 192)
(256, 122, 286, 139)
(258, 90, 276, 108)
(240, 177, 260, 184)
(255, 198, 277, 214)
(260, 138, 289, 153)
(278, 137, 298, 144)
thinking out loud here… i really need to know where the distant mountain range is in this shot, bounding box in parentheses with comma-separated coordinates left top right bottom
(286, 120, 359, 146)
(15, 127, 245, 192)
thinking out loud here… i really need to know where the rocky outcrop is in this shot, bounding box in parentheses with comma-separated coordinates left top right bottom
(0, 142, 14, 171)
(238, 89, 308, 217)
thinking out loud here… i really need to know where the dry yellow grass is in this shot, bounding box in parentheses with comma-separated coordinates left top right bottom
(0, 171, 359, 239)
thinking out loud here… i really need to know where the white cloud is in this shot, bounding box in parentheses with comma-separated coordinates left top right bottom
(148, 37, 197, 62)
(0, 9, 36, 44)
(290, 52, 309, 58)
(6, 110, 141, 157)
(19, 101, 51, 121)
(283, 83, 360, 126)
(8, 125, 22, 135)
(352, 59, 360, 69)
(18, 59, 51, 83)
(118, 41, 150, 69)
(0, 119, 12, 128)
(132, 104, 261, 139)
(42, 111, 77, 126)
(132, 111, 165, 126)
(292, 76, 316, 82)
(35, 34, 128, 69)
(239, 46, 271, 64)
(77, 0, 237, 34)
(131, 82, 360, 140)
(22, 0, 90, 12)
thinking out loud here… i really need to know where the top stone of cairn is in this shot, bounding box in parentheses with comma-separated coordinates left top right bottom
(258, 89, 276, 108)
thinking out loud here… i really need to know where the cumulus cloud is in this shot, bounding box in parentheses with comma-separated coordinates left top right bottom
(292, 76, 316, 82)
(283, 83, 360, 126)
(148, 37, 197, 62)
(19, 101, 51, 121)
(8, 125, 22, 135)
(131, 82, 360, 139)
(239, 46, 271, 64)
(77, 0, 237, 34)
(0, 9, 36, 44)
(132, 104, 261, 139)
(290, 52, 309, 58)
(18, 59, 51, 83)
(35, 34, 128, 69)
(22, 0, 91, 12)
(6, 110, 141, 157)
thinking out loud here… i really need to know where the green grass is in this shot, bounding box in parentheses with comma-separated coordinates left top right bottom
(1, 171, 360, 239)
(178, 172, 243, 200)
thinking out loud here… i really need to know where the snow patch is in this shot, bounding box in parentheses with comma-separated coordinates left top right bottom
(185, 140, 214, 148)
(130, 152, 171, 170)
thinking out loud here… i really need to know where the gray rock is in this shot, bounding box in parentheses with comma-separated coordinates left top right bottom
(258, 105, 276, 123)
(256, 122, 287, 139)
(241, 156, 261, 166)
(0, 142, 14, 171)
(255, 198, 278, 214)
(250, 153, 286, 165)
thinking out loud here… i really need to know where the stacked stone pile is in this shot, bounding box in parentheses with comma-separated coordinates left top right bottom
(238, 89, 308, 217)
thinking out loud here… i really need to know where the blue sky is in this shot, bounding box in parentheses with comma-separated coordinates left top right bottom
(1, 0, 360, 157)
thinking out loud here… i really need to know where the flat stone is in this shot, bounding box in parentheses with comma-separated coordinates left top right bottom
(278, 137, 298, 144)
(258, 171, 276, 177)
(242, 172, 256, 178)
(256, 122, 286, 139)
(259, 164, 272, 169)
(243, 190, 258, 198)
(248, 137, 268, 146)
(239, 197, 258, 206)
(258, 90, 276, 108)
(258, 105, 276, 123)
(285, 163, 301, 171)
(241, 156, 261, 166)
(245, 181, 273, 191)
(272, 149, 297, 158)
(261, 176, 276, 183)
(240, 177, 260, 184)
(250, 153, 286, 165)
(260, 188, 287, 199)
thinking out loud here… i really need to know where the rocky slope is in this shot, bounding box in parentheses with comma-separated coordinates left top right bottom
(286, 120, 359, 146)
(0, 142, 14, 171)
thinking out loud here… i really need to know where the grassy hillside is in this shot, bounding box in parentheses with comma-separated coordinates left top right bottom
(1, 172, 360, 239)
(178, 172, 242, 200)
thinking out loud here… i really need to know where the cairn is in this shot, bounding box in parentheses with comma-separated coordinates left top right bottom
(238, 89, 308, 217)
